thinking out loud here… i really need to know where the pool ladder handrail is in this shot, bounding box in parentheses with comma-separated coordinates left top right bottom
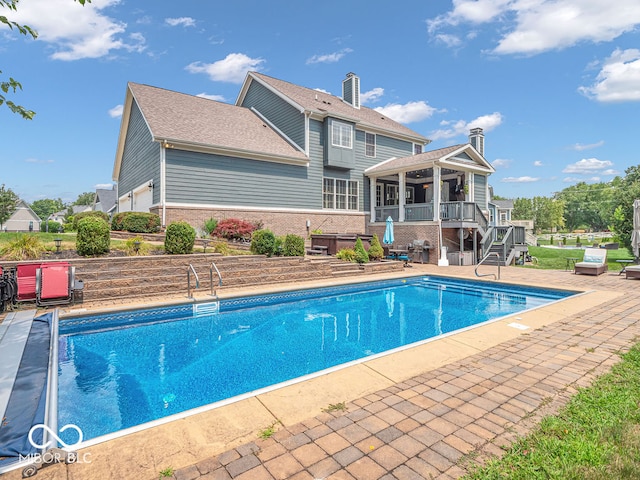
(210, 261, 222, 297)
(187, 264, 199, 298)
(475, 252, 501, 280)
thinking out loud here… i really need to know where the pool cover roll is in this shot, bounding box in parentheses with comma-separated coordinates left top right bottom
(0, 312, 51, 461)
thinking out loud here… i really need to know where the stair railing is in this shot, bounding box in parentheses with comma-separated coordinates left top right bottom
(187, 264, 200, 299)
(475, 252, 501, 280)
(210, 261, 222, 296)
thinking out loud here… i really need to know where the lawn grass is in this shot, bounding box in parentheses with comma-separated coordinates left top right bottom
(520, 245, 635, 271)
(463, 342, 640, 479)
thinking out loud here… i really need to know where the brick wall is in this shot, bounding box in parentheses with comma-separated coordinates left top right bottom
(367, 223, 441, 265)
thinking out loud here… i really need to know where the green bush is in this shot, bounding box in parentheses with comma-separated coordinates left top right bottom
(336, 248, 356, 262)
(41, 221, 63, 233)
(124, 235, 151, 256)
(164, 221, 196, 254)
(111, 212, 161, 233)
(122, 212, 161, 233)
(282, 234, 305, 256)
(76, 217, 110, 256)
(354, 237, 369, 264)
(73, 211, 109, 230)
(203, 218, 218, 235)
(367, 234, 384, 261)
(212, 241, 230, 255)
(1, 234, 46, 260)
(250, 229, 277, 257)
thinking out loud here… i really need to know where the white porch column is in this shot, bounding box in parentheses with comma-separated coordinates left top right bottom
(434, 166, 441, 221)
(398, 171, 406, 222)
(369, 177, 377, 222)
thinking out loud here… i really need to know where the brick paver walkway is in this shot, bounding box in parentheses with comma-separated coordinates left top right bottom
(167, 267, 640, 480)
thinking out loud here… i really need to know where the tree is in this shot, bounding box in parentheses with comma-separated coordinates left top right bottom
(610, 165, 640, 252)
(555, 182, 616, 231)
(1, 0, 90, 119)
(513, 196, 564, 233)
(0, 183, 19, 227)
(74, 191, 95, 206)
(31, 198, 65, 220)
(513, 198, 533, 221)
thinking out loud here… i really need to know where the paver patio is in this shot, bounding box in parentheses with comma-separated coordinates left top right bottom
(2, 264, 638, 480)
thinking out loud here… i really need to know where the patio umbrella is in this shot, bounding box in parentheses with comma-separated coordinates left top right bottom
(383, 216, 394, 246)
(632, 199, 640, 259)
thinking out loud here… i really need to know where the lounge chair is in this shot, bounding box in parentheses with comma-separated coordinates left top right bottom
(574, 248, 608, 276)
(35, 263, 75, 306)
(15, 263, 41, 301)
(625, 265, 640, 279)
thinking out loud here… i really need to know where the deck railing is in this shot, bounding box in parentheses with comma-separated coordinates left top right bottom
(375, 201, 488, 223)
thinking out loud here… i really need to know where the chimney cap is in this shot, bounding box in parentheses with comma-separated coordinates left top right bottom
(345, 72, 356, 78)
(469, 127, 484, 134)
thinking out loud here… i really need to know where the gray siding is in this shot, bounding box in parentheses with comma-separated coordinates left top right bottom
(119, 102, 161, 204)
(324, 117, 355, 169)
(474, 174, 487, 209)
(166, 149, 316, 208)
(240, 81, 306, 150)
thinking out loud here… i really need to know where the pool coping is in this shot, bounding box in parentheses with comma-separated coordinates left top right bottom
(0, 266, 621, 479)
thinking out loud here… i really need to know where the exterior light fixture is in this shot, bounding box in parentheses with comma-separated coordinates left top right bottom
(202, 239, 210, 253)
(133, 240, 141, 255)
(54, 238, 62, 253)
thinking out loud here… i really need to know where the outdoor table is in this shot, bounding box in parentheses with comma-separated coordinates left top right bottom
(565, 257, 579, 271)
(388, 249, 411, 267)
(616, 259, 634, 275)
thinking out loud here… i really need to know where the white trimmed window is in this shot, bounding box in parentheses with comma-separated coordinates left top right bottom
(414, 144, 422, 155)
(332, 121, 353, 149)
(323, 177, 358, 210)
(365, 132, 376, 157)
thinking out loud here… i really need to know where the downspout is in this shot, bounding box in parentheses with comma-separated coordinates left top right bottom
(160, 142, 167, 227)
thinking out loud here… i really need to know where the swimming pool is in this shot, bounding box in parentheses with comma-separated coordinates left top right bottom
(57, 276, 575, 443)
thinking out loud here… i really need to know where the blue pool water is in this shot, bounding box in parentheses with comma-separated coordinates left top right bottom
(57, 276, 574, 442)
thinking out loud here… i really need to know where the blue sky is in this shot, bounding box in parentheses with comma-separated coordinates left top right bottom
(2, 0, 639, 204)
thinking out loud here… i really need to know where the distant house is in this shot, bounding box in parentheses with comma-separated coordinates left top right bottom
(113, 72, 525, 264)
(93, 187, 117, 216)
(2, 200, 41, 232)
(489, 199, 514, 226)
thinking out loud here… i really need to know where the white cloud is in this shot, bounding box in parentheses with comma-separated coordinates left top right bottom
(94, 183, 114, 189)
(360, 88, 384, 104)
(374, 101, 437, 124)
(165, 17, 196, 27)
(578, 48, 640, 102)
(562, 158, 614, 174)
(5, 0, 146, 61)
(501, 176, 540, 183)
(533, 160, 543, 167)
(306, 48, 353, 65)
(186, 53, 265, 83)
(569, 140, 605, 151)
(196, 93, 226, 102)
(429, 112, 503, 140)
(563, 176, 602, 183)
(24, 158, 54, 164)
(427, 1, 640, 56)
(108, 104, 123, 118)
(492, 158, 511, 168)
(434, 34, 462, 48)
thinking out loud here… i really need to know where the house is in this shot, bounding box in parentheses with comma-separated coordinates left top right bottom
(113, 72, 525, 264)
(93, 187, 117, 216)
(2, 199, 41, 232)
(489, 199, 514, 227)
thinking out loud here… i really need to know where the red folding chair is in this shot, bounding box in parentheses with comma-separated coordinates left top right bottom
(36, 262, 74, 306)
(16, 263, 42, 302)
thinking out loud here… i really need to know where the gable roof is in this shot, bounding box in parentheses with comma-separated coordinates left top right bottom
(364, 144, 495, 177)
(491, 199, 514, 209)
(113, 82, 309, 180)
(238, 72, 430, 145)
(94, 188, 117, 213)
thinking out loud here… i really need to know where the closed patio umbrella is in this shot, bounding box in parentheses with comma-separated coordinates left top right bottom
(632, 199, 640, 259)
(383, 216, 394, 246)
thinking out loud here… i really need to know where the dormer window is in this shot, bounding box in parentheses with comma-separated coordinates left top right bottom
(332, 121, 352, 149)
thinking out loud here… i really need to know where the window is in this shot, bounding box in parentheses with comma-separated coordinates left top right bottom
(414, 144, 422, 155)
(386, 185, 398, 206)
(332, 121, 352, 149)
(365, 132, 376, 157)
(376, 184, 382, 207)
(323, 177, 358, 210)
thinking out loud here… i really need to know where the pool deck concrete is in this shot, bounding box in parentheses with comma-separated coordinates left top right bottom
(3, 264, 639, 480)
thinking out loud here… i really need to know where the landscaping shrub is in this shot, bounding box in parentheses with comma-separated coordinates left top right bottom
(40, 221, 62, 233)
(212, 241, 230, 255)
(250, 229, 277, 257)
(122, 212, 161, 233)
(1, 234, 46, 260)
(282, 234, 305, 256)
(73, 211, 109, 230)
(111, 212, 161, 233)
(76, 217, 110, 256)
(124, 235, 151, 256)
(164, 221, 196, 254)
(367, 234, 384, 261)
(336, 248, 356, 262)
(203, 217, 218, 236)
(214, 218, 255, 240)
(354, 237, 369, 264)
